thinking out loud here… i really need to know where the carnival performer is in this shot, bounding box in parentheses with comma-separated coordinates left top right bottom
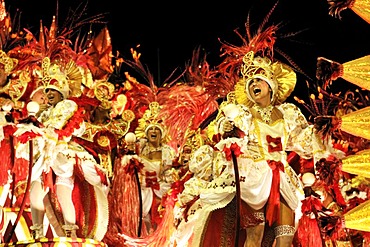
(171, 143, 218, 246)
(117, 130, 201, 247)
(0, 51, 39, 215)
(134, 101, 176, 233)
(194, 49, 345, 247)
(14, 59, 110, 240)
(75, 81, 134, 179)
(103, 102, 176, 246)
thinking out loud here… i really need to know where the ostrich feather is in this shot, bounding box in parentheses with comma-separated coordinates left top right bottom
(157, 47, 220, 149)
(215, 0, 311, 92)
(216, 1, 280, 84)
(158, 83, 218, 149)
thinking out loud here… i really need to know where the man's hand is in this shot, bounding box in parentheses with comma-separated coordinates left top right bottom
(37, 103, 50, 114)
(223, 120, 234, 132)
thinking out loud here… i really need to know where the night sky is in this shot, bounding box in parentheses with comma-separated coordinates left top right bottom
(7, 0, 370, 107)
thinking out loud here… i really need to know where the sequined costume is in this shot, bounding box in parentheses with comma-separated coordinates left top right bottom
(172, 49, 345, 246)
(14, 78, 110, 241)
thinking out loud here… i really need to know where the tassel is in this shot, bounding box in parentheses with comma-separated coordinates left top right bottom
(297, 214, 323, 247)
(296, 197, 324, 247)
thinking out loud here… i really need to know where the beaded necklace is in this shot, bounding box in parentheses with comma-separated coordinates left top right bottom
(252, 104, 274, 124)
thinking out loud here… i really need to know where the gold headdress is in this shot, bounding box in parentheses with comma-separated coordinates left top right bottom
(42, 57, 82, 99)
(181, 128, 205, 153)
(42, 57, 70, 99)
(235, 51, 296, 107)
(135, 101, 169, 142)
(0, 50, 18, 75)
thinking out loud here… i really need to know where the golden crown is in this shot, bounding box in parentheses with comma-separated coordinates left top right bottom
(42, 57, 70, 99)
(135, 102, 168, 141)
(241, 51, 276, 90)
(235, 51, 296, 106)
(182, 128, 204, 153)
(241, 51, 273, 78)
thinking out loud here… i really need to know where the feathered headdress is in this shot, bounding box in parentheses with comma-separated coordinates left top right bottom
(215, 7, 280, 88)
(121, 47, 218, 150)
(157, 47, 219, 149)
(6, 2, 106, 93)
(213, 1, 305, 107)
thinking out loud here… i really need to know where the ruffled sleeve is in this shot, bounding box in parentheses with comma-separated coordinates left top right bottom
(280, 103, 344, 161)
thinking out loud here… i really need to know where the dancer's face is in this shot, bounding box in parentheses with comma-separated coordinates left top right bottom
(31, 90, 48, 105)
(147, 126, 162, 144)
(248, 78, 272, 104)
(45, 88, 63, 106)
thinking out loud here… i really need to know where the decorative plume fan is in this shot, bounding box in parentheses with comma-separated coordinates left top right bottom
(326, 0, 370, 24)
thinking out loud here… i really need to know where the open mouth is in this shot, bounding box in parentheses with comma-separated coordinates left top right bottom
(253, 87, 261, 95)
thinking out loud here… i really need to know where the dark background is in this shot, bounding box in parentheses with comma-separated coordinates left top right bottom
(7, 0, 370, 106)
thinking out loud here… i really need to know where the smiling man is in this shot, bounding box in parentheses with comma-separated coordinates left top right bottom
(21, 63, 110, 240)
